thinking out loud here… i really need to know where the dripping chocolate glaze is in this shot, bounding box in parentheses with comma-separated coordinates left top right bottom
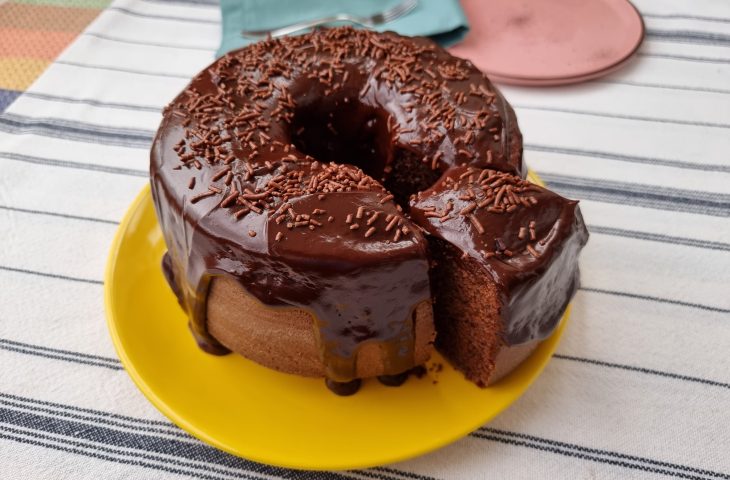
(410, 165, 589, 345)
(150, 27, 528, 390)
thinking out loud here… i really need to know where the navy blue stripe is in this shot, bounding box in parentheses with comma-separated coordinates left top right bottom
(541, 173, 730, 218)
(0, 392, 172, 427)
(544, 173, 730, 204)
(0, 205, 119, 225)
(0, 205, 121, 224)
(553, 355, 730, 390)
(589, 225, 730, 252)
(0, 403, 184, 442)
(22, 91, 162, 112)
(372, 467, 434, 480)
(9, 331, 730, 393)
(598, 79, 730, 95)
(352, 470, 422, 480)
(516, 104, 730, 129)
(55, 60, 193, 80)
(24, 76, 728, 142)
(0, 89, 21, 113)
(642, 13, 730, 23)
(0, 343, 121, 371)
(45, 50, 730, 103)
(0, 424, 266, 480)
(0, 341, 122, 371)
(0, 386, 423, 480)
(580, 287, 730, 314)
(0, 151, 147, 177)
(0, 344, 730, 472)
(0, 265, 102, 285)
(84, 31, 217, 52)
(50, 58, 730, 97)
(0, 113, 153, 148)
(0, 398, 189, 440)
(471, 431, 712, 480)
(9, 201, 729, 253)
(4, 116, 729, 220)
(12, 95, 728, 176)
(0, 407, 413, 480)
(6, 394, 723, 480)
(1, 204, 725, 315)
(2, 392, 726, 480)
(0, 205, 124, 226)
(13, 200, 724, 253)
(6, 102, 727, 178)
(0, 392, 430, 478)
(0, 430, 233, 480)
(81, 28, 730, 66)
(4, 152, 728, 254)
(526, 143, 730, 173)
(478, 428, 730, 480)
(0, 338, 119, 364)
(639, 52, 730, 64)
(646, 28, 730, 46)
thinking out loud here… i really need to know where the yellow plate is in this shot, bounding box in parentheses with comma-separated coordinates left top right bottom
(105, 171, 568, 471)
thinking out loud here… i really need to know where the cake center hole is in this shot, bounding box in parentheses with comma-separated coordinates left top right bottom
(289, 94, 392, 183)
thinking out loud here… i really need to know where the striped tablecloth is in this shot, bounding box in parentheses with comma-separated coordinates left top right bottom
(1, 0, 729, 478)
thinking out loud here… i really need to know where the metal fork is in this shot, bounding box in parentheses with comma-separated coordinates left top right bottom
(241, 0, 418, 39)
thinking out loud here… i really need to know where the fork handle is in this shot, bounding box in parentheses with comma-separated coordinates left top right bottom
(241, 14, 364, 39)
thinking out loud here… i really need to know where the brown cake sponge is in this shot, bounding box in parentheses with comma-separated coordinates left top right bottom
(207, 276, 436, 379)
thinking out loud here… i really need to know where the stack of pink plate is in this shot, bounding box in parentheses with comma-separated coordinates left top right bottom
(450, 0, 645, 86)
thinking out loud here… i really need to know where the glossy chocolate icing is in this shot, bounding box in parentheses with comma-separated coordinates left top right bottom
(150, 27, 537, 391)
(410, 166, 589, 345)
(325, 378, 361, 396)
(153, 158, 431, 381)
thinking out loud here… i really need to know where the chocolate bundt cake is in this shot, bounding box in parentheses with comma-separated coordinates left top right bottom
(150, 27, 588, 395)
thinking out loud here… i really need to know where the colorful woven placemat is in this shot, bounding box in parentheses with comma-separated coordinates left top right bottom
(0, 0, 110, 112)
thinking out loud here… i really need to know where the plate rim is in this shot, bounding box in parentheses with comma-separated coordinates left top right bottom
(104, 172, 569, 471)
(454, 0, 645, 85)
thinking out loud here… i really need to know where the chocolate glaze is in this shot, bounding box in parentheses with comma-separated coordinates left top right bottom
(410, 166, 589, 345)
(325, 378, 361, 396)
(377, 371, 411, 387)
(150, 28, 536, 391)
(153, 159, 431, 382)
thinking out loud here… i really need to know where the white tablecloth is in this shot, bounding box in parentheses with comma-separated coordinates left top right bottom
(1, 0, 729, 478)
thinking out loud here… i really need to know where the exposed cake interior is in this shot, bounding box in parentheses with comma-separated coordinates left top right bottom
(206, 275, 435, 380)
(428, 237, 505, 387)
(409, 165, 589, 387)
(385, 149, 443, 207)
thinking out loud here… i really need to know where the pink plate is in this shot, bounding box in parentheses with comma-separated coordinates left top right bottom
(450, 0, 645, 86)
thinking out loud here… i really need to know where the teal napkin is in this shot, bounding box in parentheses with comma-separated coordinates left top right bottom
(217, 0, 469, 58)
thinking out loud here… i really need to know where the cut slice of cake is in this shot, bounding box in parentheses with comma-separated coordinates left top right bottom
(410, 166, 589, 386)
